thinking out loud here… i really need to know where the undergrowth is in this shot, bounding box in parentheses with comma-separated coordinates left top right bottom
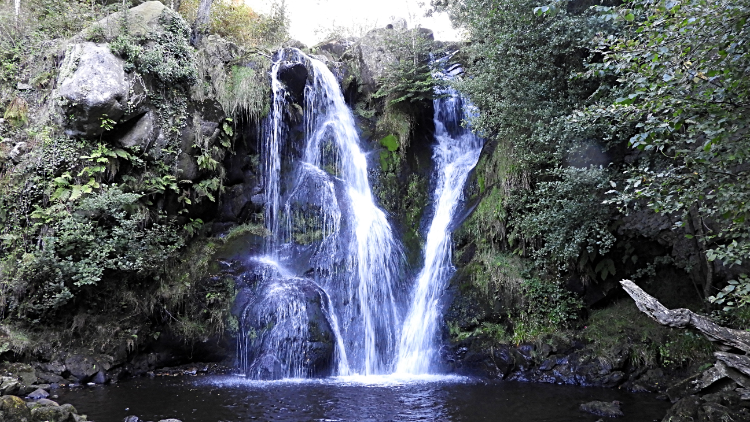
(584, 300, 713, 369)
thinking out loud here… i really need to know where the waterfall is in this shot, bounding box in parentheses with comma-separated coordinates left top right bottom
(240, 48, 403, 378)
(261, 58, 286, 254)
(396, 77, 483, 374)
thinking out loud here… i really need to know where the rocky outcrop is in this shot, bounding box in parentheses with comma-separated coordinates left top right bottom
(57, 43, 129, 138)
(75, 1, 172, 43)
(447, 338, 634, 388)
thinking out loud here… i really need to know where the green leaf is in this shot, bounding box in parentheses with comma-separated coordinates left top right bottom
(379, 134, 400, 152)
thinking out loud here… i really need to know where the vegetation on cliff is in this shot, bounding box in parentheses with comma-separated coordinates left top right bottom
(0, 0, 284, 358)
(437, 0, 749, 371)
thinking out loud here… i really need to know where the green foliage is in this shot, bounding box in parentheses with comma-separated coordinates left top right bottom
(179, 0, 289, 47)
(373, 28, 442, 107)
(441, 0, 620, 287)
(514, 166, 615, 275)
(379, 134, 399, 152)
(511, 276, 583, 343)
(589, 0, 750, 271)
(219, 65, 271, 120)
(3, 97, 28, 127)
(585, 300, 713, 368)
(110, 10, 197, 87)
(710, 274, 750, 311)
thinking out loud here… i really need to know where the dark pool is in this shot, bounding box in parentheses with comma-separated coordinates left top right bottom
(56, 374, 670, 422)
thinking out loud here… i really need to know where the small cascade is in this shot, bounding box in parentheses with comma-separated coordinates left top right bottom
(260, 59, 287, 254)
(238, 48, 403, 378)
(396, 73, 483, 374)
(237, 257, 343, 379)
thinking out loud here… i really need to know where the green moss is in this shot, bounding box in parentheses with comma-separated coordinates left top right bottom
(584, 300, 713, 368)
(379, 134, 399, 152)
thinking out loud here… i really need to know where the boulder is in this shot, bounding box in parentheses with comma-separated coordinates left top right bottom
(30, 403, 78, 422)
(0, 395, 32, 422)
(26, 388, 49, 400)
(63, 352, 112, 383)
(57, 42, 129, 138)
(116, 111, 158, 150)
(0, 377, 21, 395)
(75, 1, 170, 43)
(580, 400, 624, 418)
(30, 398, 60, 408)
(355, 28, 399, 94)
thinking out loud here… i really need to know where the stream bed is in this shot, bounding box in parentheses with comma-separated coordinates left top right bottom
(56, 375, 670, 421)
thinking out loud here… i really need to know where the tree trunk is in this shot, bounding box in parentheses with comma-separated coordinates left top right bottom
(620, 279, 750, 379)
(191, 0, 214, 46)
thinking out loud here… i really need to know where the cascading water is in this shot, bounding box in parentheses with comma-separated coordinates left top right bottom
(396, 71, 483, 374)
(239, 48, 403, 378)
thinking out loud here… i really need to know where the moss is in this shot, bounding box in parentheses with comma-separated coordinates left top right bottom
(3, 97, 28, 127)
(584, 300, 713, 369)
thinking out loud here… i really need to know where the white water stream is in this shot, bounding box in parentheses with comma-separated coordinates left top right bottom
(251, 49, 403, 377)
(243, 49, 481, 379)
(396, 83, 483, 374)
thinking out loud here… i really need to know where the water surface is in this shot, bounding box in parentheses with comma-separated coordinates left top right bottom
(57, 375, 670, 421)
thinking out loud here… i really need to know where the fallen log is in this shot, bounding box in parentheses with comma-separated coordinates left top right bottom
(620, 279, 750, 354)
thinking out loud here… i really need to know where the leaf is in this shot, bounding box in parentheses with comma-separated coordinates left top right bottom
(69, 185, 84, 202)
(624, 13, 635, 22)
(379, 134, 400, 152)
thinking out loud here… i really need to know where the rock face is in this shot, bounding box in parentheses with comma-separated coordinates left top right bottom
(446, 338, 631, 388)
(76, 1, 170, 43)
(233, 260, 336, 379)
(57, 42, 129, 138)
(663, 391, 750, 422)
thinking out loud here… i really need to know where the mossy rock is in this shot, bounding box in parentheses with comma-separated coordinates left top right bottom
(74, 1, 174, 43)
(0, 395, 32, 422)
(30, 403, 77, 422)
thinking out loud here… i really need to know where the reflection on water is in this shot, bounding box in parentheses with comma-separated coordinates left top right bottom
(57, 375, 669, 422)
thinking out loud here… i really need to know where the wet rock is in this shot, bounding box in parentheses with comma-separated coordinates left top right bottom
(667, 364, 734, 402)
(3, 363, 38, 387)
(123, 416, 141, 422)
(35, 371, 65, 384)
(0, 395, 32, 421)
(30, 403, 79, 422)
(27, 388, 49, 400)
(8, 142, 29, 163)
(30, 398, 60, 408)
(91, 371, 107, 385)
(158, 419, 183, 422)
(57, 42, 129, 138)
(239, 271, 335, 379)
(277, 62, 308, 106)
(539, 356, 557, 371)
(0, 377, 21, 395)
(492, 346, 517, 378)
(64, 355, 98, 382)
(580, 400, 624, 418)
(661, 392, 750, 422)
